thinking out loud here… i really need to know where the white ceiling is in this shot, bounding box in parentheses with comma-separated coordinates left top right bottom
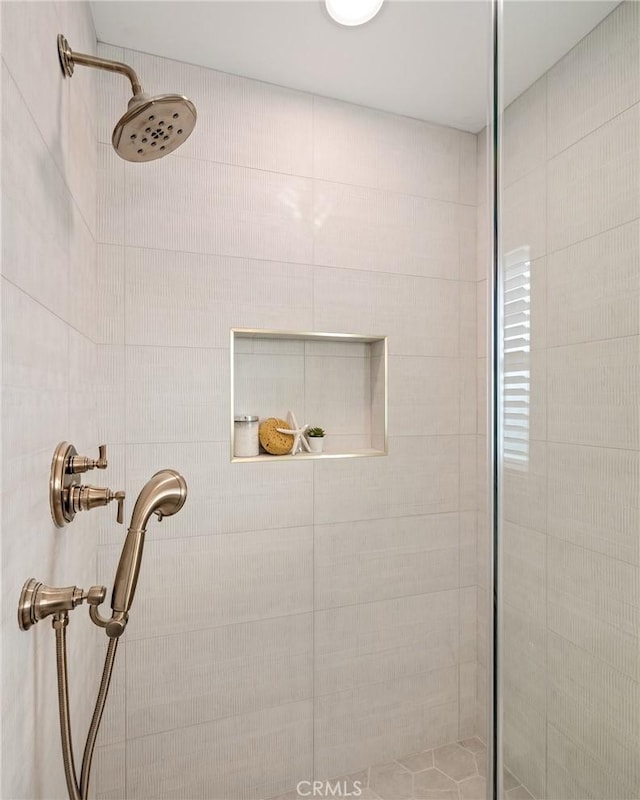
(90, 0, 618, 132)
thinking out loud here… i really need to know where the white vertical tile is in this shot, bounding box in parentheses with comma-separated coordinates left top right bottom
(114, 524, 313, 640)
(97, 142, 125, 244)
(68, 204, 97, 341)
(125, 346, 229, 444)
(313, 179, 474, 280)
(459, 131, 478, 207)
(93, 743, 126, 800)
(315, 593, 459, 696)
(1, 0, 69, 171)
(547, 336, 640, 450)
(314, 267, 460, 357)
(502, 166, 546, 260)
(124, 157, 314, 262)
(546, 220, 640, 346)
(314, 436, 459, 524)
(127, 701, 313, 800)
(96, 245, 125, 345)
(315, 514, 459, 609)
(459, 661, 478, 739)
(547, 103, 640, 253)
(388, 356, 460, 437)
(315, 670, 458, 779)
(548, 443, 640, 566)
(126, 614, 312, 738)
(547, 632, 640, 793)
(125, 247, 313, 348)
(503, 77, 546, 187)
(547, 537, 640, 681)
(459, 512, 477, 589)
(1, 65, 70, 321)
(2, 278, 69, 459)
(313, 95, 462, 201)
(96, 345, 125, 445)
(547, 1, 640, 156)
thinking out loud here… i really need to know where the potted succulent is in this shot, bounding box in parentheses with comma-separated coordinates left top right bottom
(306, 426, 326, 453)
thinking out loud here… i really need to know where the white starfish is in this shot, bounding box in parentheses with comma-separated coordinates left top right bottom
(276, 410, 311, 455)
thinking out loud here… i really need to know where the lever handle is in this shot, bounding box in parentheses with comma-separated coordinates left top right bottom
(68, 444, 108, 474)
(114, 491, 126, 524)
(68, 485, 126, 522)
(96, 445, 108, 470)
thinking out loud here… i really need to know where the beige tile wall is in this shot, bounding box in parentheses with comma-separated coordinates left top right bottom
(94, 42, 484, 799)
(497, 3, 640, 798)
(1, 3, 100, 798)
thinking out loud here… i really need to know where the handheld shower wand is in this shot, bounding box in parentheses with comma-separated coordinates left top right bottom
(18, 462, 188, 800)
(91, 469, 187, 638)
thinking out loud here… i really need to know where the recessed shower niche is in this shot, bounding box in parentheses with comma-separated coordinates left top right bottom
(230, 329, 387, 461)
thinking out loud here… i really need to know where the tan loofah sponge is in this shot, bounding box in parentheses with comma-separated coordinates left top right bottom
(259, 418, 294, 455)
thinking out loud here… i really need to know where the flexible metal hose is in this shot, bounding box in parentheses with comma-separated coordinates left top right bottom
(55, 616, 119, 800)
(80, 637, 119, 799)
(54, 617, 82, 800)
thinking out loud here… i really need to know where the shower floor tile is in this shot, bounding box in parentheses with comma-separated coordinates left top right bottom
(265, 738, 536, 800)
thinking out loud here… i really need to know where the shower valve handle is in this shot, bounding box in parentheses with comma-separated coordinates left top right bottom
(68, 444, 108, 474)
(68, 486, 126, 523)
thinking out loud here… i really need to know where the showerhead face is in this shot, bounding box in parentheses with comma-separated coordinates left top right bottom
(112, 94, 197, 162)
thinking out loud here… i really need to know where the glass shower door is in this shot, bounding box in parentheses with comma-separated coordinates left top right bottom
(496, 2, 640, 798)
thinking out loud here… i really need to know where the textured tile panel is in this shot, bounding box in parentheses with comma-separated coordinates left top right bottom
(314, 514, 460, 609)
(1, 66, 70, 321)
(546, 724, 638, 800)
(547, 632, 640, 792)
(126, 346, 229, 443)
(125, 247, 313, 348)
(123, 526, 313, 640)
(546, 220, 640, 346)
(547, 336, 640, 450)
(313, 95, 464, 202)
(502, 167, 546, 261)
(548, 537, 640, 681)
(547, 1, 640, 156)
(314, 436, 459, 524)
(125, 157, 314, 263)
(313, 179, 473, 279)
(126, 613, 312, 738)
(127, 701, 313, 800)
(314, 670, 458, 779)
(1, 0, 68, 171)
(315, 592, 459, 695)
(548, 443, 640, 565)
(547, 103, 640, 253)
(313, 266, 460, 357)
(387, 356, 460, 436)
(502, 442, 547, 533)
(503, 77, 547, 188)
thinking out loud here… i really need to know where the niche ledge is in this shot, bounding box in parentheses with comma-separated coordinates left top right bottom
(230, 328, 388, 463)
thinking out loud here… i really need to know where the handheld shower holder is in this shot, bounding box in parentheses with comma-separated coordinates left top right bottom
(18, 579, 107, 631)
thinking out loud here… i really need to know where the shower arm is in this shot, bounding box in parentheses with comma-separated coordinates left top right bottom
(57, 34, 144, 97)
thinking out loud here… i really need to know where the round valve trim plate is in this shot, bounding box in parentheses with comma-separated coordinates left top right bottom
(49, 441, 79, 527)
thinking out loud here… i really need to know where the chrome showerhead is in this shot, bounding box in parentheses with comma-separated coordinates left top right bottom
(58, 34, 197, 163)
(112, 94, 197, 162)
